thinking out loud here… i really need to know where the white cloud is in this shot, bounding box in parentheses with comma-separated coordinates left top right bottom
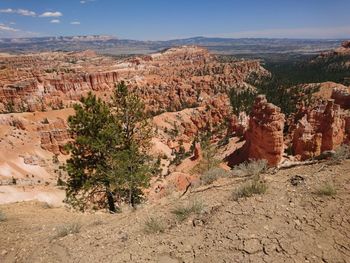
(0, 8, 14, 13)
(0, 24, 18, 32)
(39, 11, 63, 18)
(80, 0, 96, 4)
(0, 8, 36, 17)
(50, 19, 60, 24)
(70, 21, 81, 25)
(17, 9, 36, 16)
(0, 23, 39, 37)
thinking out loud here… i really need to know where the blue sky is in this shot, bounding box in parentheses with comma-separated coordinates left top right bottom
(0, 0, 349, 39)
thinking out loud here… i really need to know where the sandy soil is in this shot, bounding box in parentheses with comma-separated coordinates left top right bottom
(0, 160, 349, 263)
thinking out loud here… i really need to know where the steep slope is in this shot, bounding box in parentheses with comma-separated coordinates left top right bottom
(0, 160, 349, 262)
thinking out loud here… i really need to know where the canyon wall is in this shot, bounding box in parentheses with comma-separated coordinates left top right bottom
(0, 46, 268, 114)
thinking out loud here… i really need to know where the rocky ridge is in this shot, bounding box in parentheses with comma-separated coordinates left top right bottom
(0, 46, 267, 114)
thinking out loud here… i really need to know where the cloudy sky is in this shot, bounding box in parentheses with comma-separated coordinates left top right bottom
(0, 0, 349, 40)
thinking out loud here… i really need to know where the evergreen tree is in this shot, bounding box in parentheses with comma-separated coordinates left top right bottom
(111, 82, 154, 207)
(65, 82, 155, 212)
(65, 93, 120, 212)
(229, 88, 257, 115)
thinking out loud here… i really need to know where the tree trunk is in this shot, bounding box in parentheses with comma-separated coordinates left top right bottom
(106, 188, 116, 212)
(129, 187, 133, 207)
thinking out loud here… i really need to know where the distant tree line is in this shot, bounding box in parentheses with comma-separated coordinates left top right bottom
(229, 53, 350, 117)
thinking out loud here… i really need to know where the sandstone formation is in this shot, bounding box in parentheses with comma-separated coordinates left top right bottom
(226, 95, 285, 166)
(292, 99, 349, 160)
(0, 46, 268, 114)
(152, 95, 234, 151)
(37, 118, 70, 155)
(244, 95, 285, 166)
(331, 86, 350, 109)
(341, 40, 350, 49)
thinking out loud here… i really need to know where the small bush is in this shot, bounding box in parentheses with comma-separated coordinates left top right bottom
(53, 222, 81, 239)
(144, 217, 165, 234)
(315, 183, 336, 196)
(0, 210, 6, 222)
(172, 200, 204, 222)
(41, 202, 54, 209)
(330, 145, 350, 164)
(232, 179, 267, 201)
(41, 118, 49, 124)
(200, 167, 231, 185)
(232, 159, 268, 177)
(90, 219, 104, 226)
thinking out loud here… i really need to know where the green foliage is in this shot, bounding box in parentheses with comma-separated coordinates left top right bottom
(171, 200, 204, 222)
(65, 82, 155, 212)
(252, 75, 319, 117)
(227, 53, 350, 117)
(57, 176, 66, 187)
(315, 183, 336, 196)
(200, 167, 232, 185)
(4, 100, 15, 113)
(192, 133, 220, 174)
(144, 217, 165, 234)
(53, 222, 82, 239)
(232, 178, 267, 201)
(41, 118, 49, 124)
(232, 159, 268, 177)
(52, 154, 59, 164)
(229, 88, 257, 115)
(264, 54, 350, 85)
(330, 145, 350, 164)
(170, 141, 191, 166)
(0, 210, 6, 222)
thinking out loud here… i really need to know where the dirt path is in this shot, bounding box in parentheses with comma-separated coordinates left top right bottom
(1, 161, 350, 263)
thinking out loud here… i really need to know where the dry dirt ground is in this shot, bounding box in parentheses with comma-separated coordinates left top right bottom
(0, 160, 350, 263)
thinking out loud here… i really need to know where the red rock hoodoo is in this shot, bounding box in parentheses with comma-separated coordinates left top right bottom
(227, 95, 285, 166)
(292, 99, 349, 160)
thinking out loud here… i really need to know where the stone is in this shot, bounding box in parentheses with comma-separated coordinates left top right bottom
(331, 87, 350, 110)
(193, 142, 202, 160)
(244, 239, 262, 254)
(37, 118, 70, 155)
(292, 99, 348, 160)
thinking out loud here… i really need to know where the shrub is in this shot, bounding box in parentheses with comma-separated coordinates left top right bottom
(232, 159, 268, 178)
(0, 210, 6, 222)
(200, 167, 231, 185)
(315, 183, 336, 196)
(41, 202, 54, 209)
(232, 179, 267, 201)
(330, 145, 350, 164)
(41, 118, 49, 124)
(90, 219, 105, 226)
(52, 155, 59, 164)
(172, 199, 204, 222)
(144, 217, 165, 234)
(53, 222, 82, 239)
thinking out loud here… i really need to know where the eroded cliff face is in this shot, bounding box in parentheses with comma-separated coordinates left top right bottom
(0, 46, 268, 114)
(37, 118, 69, 155)
(292, 100, 349, 160)
(244, 95, 285, 166)
(0, 46, 271, 204)
(331, 86, 350, 109)
(226, 95, 285, 166)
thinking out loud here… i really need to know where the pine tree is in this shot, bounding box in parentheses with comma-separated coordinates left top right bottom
(65, 92, 120, 212)
(65, 82, 155, 211)
(111, 82, 154, 207)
